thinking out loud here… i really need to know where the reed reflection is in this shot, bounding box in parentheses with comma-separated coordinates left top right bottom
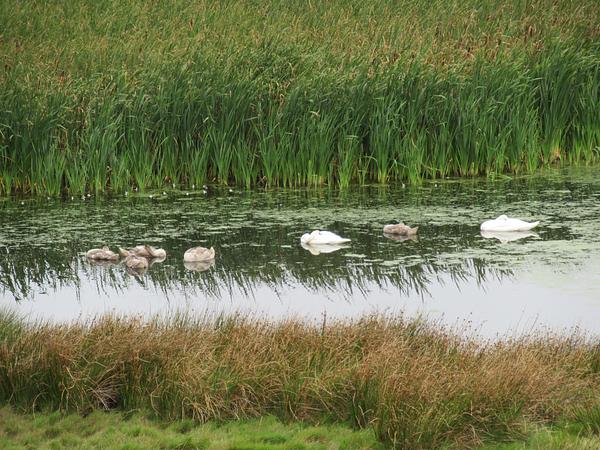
(0, 232, 514, 303)
(0, 169, 595, 307)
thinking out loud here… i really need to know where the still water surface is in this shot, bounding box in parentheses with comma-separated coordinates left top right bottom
(1, 168, 600, 337)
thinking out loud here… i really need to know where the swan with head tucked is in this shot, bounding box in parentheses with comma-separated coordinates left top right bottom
(146, 246, 166, 258)
(184, 246, 215, 262)
(119, 245, 166, 259)
(383, 223, 418, 236)
(480, 215, 539, 232)
(118, 245, 148, 257)
(86, 246, 119, 261)
(300, 230, 351, 245)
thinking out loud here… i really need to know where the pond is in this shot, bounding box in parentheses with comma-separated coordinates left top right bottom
(1, 167, 600, 338)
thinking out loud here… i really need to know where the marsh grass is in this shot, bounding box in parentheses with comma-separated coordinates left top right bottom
(1, 0, 600, 194)
(1, 311, 599, 449)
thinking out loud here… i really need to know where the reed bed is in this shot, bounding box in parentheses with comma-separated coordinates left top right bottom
(1, 0, 600, 194)
(1, 310, 599, 449)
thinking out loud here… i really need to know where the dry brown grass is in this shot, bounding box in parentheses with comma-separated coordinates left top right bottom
(1, 312, 599, 448)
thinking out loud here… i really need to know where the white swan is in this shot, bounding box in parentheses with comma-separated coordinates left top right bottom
(300, 230, 351, 245)
(480, 230, 539, 243)
(480, 215, 539, 232)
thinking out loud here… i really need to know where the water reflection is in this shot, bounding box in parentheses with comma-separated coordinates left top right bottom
(480, 230, 540, 243)
(0, 218, 515, 303)
(184, 260, 215, 272)
(86, 259, 119, 269)
(0, 167, 599, 330)
(301, 242, 350, 255)
(383, 233, 419, 243)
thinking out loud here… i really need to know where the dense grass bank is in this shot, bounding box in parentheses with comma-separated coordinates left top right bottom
(1, 0, 600, 194)
(1, 311, 600, 449)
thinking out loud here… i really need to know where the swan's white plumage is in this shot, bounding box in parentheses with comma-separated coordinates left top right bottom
(480, 215, 539, 232)
(300, 230, 351, 245)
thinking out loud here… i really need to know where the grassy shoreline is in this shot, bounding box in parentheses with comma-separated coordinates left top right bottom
(1, 311, 599, 448)
(1, 0, 600, 194)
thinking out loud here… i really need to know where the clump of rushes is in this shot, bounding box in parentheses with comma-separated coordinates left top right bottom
(1, 0, 600, 194)
(1, 310, 599, 449)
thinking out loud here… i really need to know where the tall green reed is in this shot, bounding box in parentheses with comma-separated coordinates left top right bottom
(1, 0, 599, 194)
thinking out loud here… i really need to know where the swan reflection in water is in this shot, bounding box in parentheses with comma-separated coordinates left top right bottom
(383, 233, 419, 243)
(4, 184, 570, 304)
(0, 241, 515, 303)
(480, 230, 540, 243)
(86, 259, 119, 268)
(0, 172, 595, 328)
(301, 242, 350, 255)
(184, 260, 215, 272)
(125, 265, 147, 278)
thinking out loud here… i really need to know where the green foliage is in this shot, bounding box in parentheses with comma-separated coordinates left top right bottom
(1, 0, 600, 194)
(478, 423, 600, 450)
(571, 405, 600, 435)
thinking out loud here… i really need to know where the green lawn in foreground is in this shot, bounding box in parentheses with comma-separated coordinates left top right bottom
(0, 407, 383, 450)
(2, 407, 600, 450)
(478, 426, 600, 450)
